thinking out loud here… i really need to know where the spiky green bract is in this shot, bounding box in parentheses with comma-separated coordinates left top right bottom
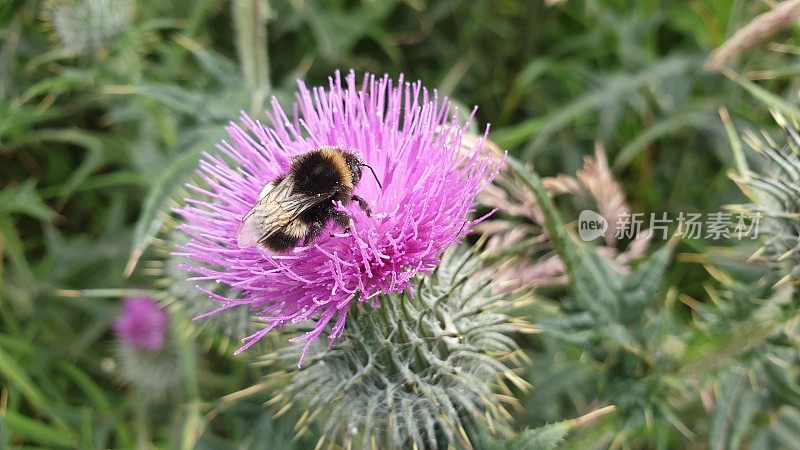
(116, 337, 181, 399)
(477, 405, 618, 450)
(144, 218, 256, 355)
(478, 421, 571, 450)
(264, 247, 530, 450)
(683, 273, 800, 450)
(732, 112, 800, 285)
(692, 110, 800, 449)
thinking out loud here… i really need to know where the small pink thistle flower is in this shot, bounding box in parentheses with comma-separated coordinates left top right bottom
(114, 297, 168, 352)
(177, 71, 496, 364)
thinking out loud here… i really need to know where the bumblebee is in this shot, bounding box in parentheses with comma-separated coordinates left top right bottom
(236, 147, 381, 252)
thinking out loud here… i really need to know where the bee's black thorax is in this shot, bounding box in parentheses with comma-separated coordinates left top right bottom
(289, 148, 359, 226)
(291, 149, 355, 195)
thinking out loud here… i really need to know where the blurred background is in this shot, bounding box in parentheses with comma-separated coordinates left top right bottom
(2, 0, 800, 448)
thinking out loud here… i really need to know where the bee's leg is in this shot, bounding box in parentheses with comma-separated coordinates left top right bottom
(332, 210, 352, 234)
(351, 195, 372, 217)
(303, 221, 324, 246)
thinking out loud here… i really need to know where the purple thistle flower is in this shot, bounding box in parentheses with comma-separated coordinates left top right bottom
(114, 297, 168, 352)
(177, 71, 496, 364)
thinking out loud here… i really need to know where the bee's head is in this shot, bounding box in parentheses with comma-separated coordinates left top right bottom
(342, 150, 382, 190)
(342, 152, 363, 185)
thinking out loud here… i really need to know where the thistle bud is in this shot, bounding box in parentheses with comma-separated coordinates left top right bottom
(113, 297, 180, 398)
(42, 0, 134, 54)
(265, 248, 531, 450)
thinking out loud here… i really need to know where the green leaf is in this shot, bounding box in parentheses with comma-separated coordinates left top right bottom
(57, 363, 112, 413)
(525, 56, 695, 157)
(18, 69, 95, 104)
(0, 413, 7, 449)
(709, 370, 760, 450)
(491, 117, 548, 150)
(133, 84, 238, 122)
(298, 0, 397, 63)
(619, 244, 674, 318)
(2, 411, 77, 448)
(0, 101, 63, 140)
(0, 180, 55, 221)
(17, 128, 111, 205)
(679, 314, 783, 379)
(499, 59, 554, 124)
(503, 157, 574, 262)
(0, 339, 47, 409)
(0, 218, 35, 299)
(771, 407, 800, 449)
(126, 126, 226, 276)
(613, 110, 715, 171)
(509, 421, 572, 450)
(725, 69, 800, 121)
(173, 34, 240, 87)
(478, 421, 574, 450)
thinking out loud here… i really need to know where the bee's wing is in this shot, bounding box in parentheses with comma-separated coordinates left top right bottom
(236, 177, 334, 249)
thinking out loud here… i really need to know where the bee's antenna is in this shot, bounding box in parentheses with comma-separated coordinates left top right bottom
(361, 163, 383, 190)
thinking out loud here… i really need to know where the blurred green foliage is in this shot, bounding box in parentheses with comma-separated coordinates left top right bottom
(1, 0, 800, 448)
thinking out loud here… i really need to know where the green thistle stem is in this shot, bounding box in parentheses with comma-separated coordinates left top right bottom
(133, 398, 149, 450)
(505, 156, 580, 273)
(233, 0, 271, 114)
